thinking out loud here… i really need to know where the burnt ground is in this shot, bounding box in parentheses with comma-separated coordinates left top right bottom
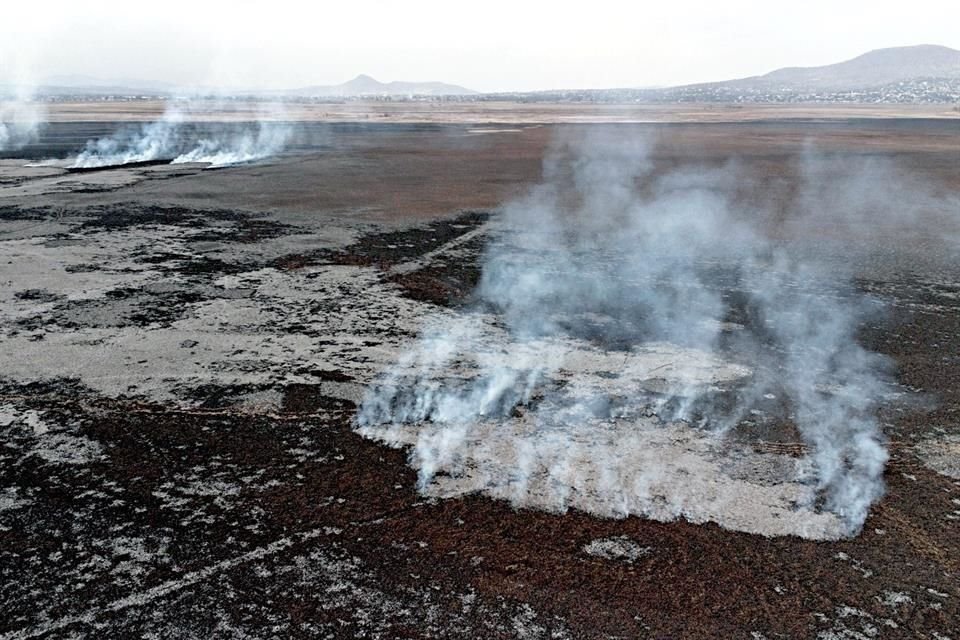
(1, 119, 960, 638)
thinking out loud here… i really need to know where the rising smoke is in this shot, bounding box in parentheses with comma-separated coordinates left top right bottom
(70, 109, 186, 168)
(358, 128, 898, 539)
(68, 101, 292, 168)
(0, 90, 45, 153)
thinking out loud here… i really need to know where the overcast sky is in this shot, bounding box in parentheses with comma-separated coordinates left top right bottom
(2, 0, 959, 92)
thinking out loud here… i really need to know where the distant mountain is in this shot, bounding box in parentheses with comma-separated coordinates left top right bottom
(41, 75, 177, 91)
(19, 73, 475, 99)
(284, 74, 476, 97)
(32, 84, 172, 97)
(13, 45, 960, 104)
(19, 75, 174, 97)
(688, 44, 960, 92)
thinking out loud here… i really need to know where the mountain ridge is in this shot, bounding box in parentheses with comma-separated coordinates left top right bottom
(10, 45, 960, 102)
(11, 74, 477, 98)
(283, 74, 477, 97)
(681, 44, 960, 92)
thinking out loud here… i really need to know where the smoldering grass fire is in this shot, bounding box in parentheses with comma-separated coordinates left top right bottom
(170, 121, 292, 167)
(357, 131, 892, 540)
(64, 102, 292, 169)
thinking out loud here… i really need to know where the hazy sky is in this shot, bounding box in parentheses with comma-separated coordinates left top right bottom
(2, 0, 959, 92)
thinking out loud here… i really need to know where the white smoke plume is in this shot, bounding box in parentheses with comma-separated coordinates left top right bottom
(70, 108, 186, 168)
(358, 129, 901, 539)
(0, 89, 46, 152)
(67, 101, 292, 168)
(171, 107, 292, 167)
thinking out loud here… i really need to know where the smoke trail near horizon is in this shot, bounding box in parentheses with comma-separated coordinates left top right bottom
(358, 129, 898, 539)
(66, 102, 292, 168)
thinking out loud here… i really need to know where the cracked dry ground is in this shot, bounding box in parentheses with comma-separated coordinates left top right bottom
(2, 123, 960, 639)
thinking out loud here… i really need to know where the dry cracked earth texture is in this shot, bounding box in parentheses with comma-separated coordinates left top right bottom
(1, 119, 959, 638)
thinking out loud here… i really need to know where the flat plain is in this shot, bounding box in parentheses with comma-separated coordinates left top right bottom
(1, 103, 959, 638)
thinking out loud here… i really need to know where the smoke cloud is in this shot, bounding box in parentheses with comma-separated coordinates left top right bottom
(0, 89, 46, 152)
(358, 129, 901, 539)
(67, 101, 292, 168)
(70, 108, 186, 168)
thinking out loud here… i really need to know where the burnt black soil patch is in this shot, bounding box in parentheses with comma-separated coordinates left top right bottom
(388, 258, 483, 307)
(135, 251, 198, 265)
(282, 384, 357, 414)
(0, 205, 57, 222)
(76, 204, 294, 244)
(180, 383, 274, 409)
(3, 379, 957, 639)
(77, 204, 205, 230)
(276, 210, 490, 272)
(153, 254, 254, 276)
(176, 382, 357, 414)
(0, 376, 95, 399)
(13, 289, 64, 303)
(268, 210, 490, 307)
(64, 159, 173, 174)
(292, 367, 355, 382)
(189, 218, 293, 244)
(63, 263, 101, 273)
(16, 285, 210, 330)
(69, 185, 130, 194)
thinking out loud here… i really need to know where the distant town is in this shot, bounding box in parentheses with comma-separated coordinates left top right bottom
(28, 78, 960, 106)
